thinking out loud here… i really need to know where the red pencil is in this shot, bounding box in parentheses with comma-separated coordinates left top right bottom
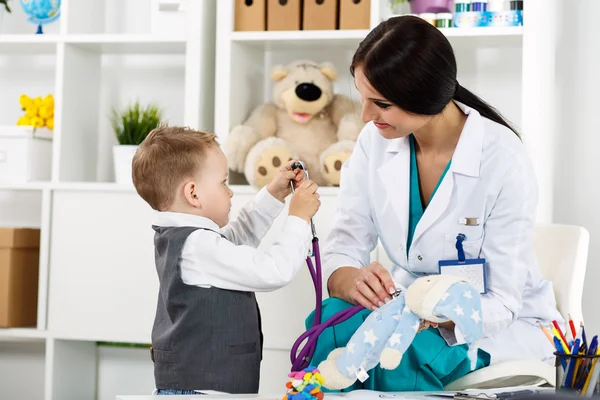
(568, 314, 577, 340)
(553, 320, 569, 346)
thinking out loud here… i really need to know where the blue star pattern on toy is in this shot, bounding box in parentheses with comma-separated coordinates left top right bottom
(333, 294, 413, 383)
(317, 276, 484, 390)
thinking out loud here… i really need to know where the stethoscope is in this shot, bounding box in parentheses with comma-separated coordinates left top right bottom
(288, 161, 403, 372)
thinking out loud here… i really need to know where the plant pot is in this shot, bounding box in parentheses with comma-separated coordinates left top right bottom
(113, 144, 138, 185)
(410, 0, 453, 14)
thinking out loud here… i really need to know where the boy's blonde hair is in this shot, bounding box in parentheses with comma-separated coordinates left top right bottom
(132, 124, 218, 210)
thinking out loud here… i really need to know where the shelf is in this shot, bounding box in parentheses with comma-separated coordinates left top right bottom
(0, 181, 52, 191)
(0, 34, 59, 54)
(64, 34, 187, 54)
(230, 29, 369, 50)
(0, 328, 48, 341)
(53, 182, 137, 192)
(230, 26, 523, 50)
(441, 26, 523, 37)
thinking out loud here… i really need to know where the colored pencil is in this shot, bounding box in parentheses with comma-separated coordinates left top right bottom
(539, 321, 556, 349)
(554, 320, 570, 350)
(569, 314, 578, 340)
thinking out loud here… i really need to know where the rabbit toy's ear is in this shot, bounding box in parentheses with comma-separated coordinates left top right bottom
(432, 280, 483, 344)
(318, 295, 407, 390)
(427, 279, 484, 371)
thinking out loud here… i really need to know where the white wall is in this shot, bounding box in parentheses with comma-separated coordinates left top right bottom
(550, 0, 600, 335)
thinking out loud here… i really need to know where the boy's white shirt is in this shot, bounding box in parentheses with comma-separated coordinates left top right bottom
(152, 186, 312, 292)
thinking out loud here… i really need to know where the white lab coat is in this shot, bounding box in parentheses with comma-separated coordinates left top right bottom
(322, 101, 563, 364)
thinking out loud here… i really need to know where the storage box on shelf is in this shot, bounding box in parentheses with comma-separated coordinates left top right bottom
(0, 127, 53, 183)
(234, 0, 372, 32)
(0, 228, 40, 328)
(64, 0, 185, 36)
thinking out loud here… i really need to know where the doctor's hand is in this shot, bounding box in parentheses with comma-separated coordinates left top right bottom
(266, 159, 307, 203)
(328, 262, 396, 311)
(289, 180, 320, 223)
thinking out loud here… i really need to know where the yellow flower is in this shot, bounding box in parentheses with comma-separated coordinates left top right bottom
(20, 94, 32, 110)
(25, 105, 38, 118)
(33, 96, 43, 108)
(30, 117, 44, 128)
(43, 94, 54, 107)
(46, 118, 54, 130)
(39, 105, 53, 119)
(17, 116, 31, 126)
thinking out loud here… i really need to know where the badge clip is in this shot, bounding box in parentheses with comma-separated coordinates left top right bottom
(458, 217, 480, 226)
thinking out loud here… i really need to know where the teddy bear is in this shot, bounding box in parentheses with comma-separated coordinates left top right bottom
(224, 59, 364, 188)
(317, 275, 483, 390)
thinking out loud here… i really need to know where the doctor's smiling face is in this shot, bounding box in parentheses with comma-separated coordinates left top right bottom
(354, 65, 431, 140)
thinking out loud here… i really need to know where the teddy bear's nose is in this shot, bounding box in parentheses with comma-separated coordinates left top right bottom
(295, 82, 322, 102)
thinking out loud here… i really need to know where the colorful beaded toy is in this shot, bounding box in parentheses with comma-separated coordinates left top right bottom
(283, 366, 325, 400)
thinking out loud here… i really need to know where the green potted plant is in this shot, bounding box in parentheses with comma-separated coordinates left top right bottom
(0, 0, 11, 29)
(110, 100, 163, 185)
(1, 0, 11, 13)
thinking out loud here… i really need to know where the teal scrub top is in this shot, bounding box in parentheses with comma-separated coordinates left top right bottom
(406, 134, 452, 252)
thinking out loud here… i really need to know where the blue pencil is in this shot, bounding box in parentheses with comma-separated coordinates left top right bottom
(581, 322, 589, 354)
(564, 339, 580, 388)
(555, 336, 567, 370)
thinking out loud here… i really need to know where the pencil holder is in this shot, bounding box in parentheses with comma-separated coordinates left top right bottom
(555, 351, 600, 397)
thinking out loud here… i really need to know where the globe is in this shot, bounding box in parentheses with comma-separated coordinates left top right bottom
(19, 0, 61, 34)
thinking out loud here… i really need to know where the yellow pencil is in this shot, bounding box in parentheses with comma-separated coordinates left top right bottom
(551, 324, 571, 354)
(581, 348, 600, 396)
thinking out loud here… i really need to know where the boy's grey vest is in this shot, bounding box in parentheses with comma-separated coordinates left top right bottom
(150, 225, 263, 393)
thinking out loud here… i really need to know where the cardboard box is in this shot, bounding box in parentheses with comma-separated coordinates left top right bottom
(234, 0, 267, 31)
(339, 0, 371, 30)
(0, 228, 40, 328)
(267, 0, 301, 31)
(303, 0, 338, 30)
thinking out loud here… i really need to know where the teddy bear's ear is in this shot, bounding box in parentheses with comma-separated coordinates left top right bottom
(319, 62, 338, 81)
(271, 65, 288, 82)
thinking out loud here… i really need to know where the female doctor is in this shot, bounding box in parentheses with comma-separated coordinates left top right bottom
(308, 16, 563, 391)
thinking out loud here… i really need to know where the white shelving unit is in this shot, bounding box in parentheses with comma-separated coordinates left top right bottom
(0, 0, 555, 399)
(0, 0, 216, 399)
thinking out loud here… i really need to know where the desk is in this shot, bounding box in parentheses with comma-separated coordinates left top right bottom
(116, 391, 461, 400)
(116, 387, 557, 400)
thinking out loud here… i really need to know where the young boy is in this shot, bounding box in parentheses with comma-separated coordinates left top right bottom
(131, 125, 321, 395)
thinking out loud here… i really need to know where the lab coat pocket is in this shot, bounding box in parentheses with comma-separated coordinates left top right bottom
(442, 232, 484, 261)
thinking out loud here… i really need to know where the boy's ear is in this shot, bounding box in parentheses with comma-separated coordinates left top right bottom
(183, 181, 202, 209)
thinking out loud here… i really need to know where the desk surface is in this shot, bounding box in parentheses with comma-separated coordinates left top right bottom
(116, 387, 556, 400)
(115, 391, 433, 400)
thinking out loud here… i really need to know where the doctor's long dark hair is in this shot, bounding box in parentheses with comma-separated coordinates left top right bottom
(350, 16, 520, 137)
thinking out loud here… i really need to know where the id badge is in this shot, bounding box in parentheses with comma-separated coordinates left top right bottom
(438, 233, 487, 294)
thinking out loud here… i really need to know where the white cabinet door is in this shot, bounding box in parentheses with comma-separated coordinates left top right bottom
(47, 190, 158, 343)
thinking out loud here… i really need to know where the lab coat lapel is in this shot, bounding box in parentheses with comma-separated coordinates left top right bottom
(411, 103, 485, 245)
(377, 137, 410, 254)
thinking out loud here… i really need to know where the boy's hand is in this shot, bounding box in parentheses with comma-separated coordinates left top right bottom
(266, 160, 307, 203)
(289, 180, 320, 223)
